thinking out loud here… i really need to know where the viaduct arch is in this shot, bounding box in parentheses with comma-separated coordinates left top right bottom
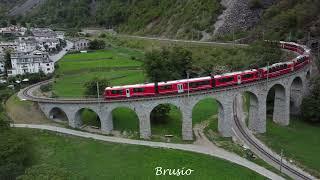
(27, 65, 311, 140)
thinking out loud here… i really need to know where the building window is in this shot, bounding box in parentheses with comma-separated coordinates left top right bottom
(47, 68, 50, 71)
(47, 64, 49, 66)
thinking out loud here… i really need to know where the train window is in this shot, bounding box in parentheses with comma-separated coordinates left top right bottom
(242, 74, 253, 79)
(111, 90, 123, 94)
(133, 88, 145, 93)
(159, 85, 172, 90)
(219, 77, 234, 83)
(190, 82, 197, 88)
(200, 80, 210, 85)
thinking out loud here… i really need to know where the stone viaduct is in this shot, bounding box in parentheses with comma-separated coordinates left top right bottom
(22, 65, 311, 141)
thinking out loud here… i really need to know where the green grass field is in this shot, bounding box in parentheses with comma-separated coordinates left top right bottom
(257, 118, 320, 178)
(53, 47, 146, 97)
(109, 99, 218, 141)
(17, 128, 264, 180)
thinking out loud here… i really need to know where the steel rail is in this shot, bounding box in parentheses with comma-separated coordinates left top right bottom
(20, 64, 309, 104)
(232, 102, 313, 180)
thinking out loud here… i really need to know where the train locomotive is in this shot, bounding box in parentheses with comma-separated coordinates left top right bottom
(104, 41, 311, 99)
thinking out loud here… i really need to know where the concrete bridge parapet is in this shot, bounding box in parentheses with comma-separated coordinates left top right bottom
(35, 66, 311, 141)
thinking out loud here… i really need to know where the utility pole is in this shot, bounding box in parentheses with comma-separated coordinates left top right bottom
(266, 62, 269, 90)
(187, 71, 190, 99)
(96, 81, 100, 106)
(280, 149, 284, 174)
(232, 27, 235, 47)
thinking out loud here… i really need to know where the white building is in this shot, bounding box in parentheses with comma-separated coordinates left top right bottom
(8, 51, 54, 76)
(0, 42, 18, 53)
(55, 31, 65, 40)
(31, 28, 57, 41)
(38, 38, 60, 51)
(70, 38, 90, 51)
(16, 37, 37, 53)
(0, 55, 4, 75)
(0, 25, 27, 36)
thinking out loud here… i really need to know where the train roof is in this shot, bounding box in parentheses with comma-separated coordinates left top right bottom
(105, 76, 212, 90)
(158, 76, 211, 85)
(214, 69, 257, 78)
(105, 82, 155, 90)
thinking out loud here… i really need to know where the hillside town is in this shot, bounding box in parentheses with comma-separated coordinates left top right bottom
(0, 26, 66, 77)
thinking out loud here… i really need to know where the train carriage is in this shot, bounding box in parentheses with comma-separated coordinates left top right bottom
(259, 62, 294, 79)
(104, 41, 311, 99)
(105, 83, 156, 99)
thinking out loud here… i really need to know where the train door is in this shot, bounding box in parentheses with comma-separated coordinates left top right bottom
(237, 75, 241, 84)
(177, 84, 184, 93)
(126, 89, 131, 98)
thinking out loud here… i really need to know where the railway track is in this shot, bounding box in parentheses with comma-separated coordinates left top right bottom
(20, 64, 309, 104)
(232, 102, 314, 180)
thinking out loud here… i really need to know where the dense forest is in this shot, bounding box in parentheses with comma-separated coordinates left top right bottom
(0, 0, 319, 40)
(256, 0, 320, 40)
(20, 0, 222, 39)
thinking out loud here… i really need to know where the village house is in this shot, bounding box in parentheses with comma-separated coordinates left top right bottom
(0, 55, 4, 75)
(7, 50, 54, 76)
(16, 37, 37, 53)
(0, 42, 18, 53)
(70, 38, 90, 51)
(31, 28, 60, 51)
(55, 31, 65, 40)
(0, 25, 27, 36)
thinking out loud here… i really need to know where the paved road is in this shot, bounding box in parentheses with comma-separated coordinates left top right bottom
(11, 123, 284, 180)
(120, 35, 248, 47)
(49, 40, 73, 63)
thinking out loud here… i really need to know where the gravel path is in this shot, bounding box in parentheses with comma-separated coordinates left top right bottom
(11, 123, 284, 180)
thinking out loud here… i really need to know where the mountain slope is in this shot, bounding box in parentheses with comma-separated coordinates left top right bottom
(8, 0, 47, 16)
(23, 0, 223, 39)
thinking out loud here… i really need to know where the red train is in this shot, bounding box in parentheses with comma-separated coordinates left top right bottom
(104, 42, 311, 99)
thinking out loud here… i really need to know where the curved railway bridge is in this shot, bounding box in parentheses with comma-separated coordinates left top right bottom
(17, 41, 316, 179)
(19, 64, 311, 141)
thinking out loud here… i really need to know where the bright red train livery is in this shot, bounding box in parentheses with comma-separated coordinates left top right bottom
(105, 41, 311, 99)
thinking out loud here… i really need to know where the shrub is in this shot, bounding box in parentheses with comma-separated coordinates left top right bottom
(40, 84, 52, 92)
(249, 0, 263, 9)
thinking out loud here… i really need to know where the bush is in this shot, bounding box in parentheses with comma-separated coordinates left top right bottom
(89, 39, 106, 50)
(249, 0, 263, 9)
(0, 129, 31, 179)
(40, 84, 52, 92)
(301, 77, 320, 123)
(99, 33, 107, 38)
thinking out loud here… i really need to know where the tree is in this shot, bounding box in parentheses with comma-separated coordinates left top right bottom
(144, 47, 193, 123)
(4, 51, 12, 77)
(84, 77, 110, 98)
(247, 41, 282, 68)
(89, 39, 106, 50)
(150, 105, 171, 124)
(301, 77, 320, 123)
(144, 47, 193, 84)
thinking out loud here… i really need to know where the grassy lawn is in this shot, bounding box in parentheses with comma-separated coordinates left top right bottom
(53, 47, 145, 97)
(192, 98, 218, 125)
(112, 108, 139, 132)
(256, 118, 320, 178)
(151, 105, 183, 142)
(18, 128, 264, 180)
(204, 117, 289, 179)
(111, 99, 218, 142)
(53, 70, 145, 97)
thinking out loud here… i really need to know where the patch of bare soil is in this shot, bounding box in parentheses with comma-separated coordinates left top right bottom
(6, 94, 57, 125)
